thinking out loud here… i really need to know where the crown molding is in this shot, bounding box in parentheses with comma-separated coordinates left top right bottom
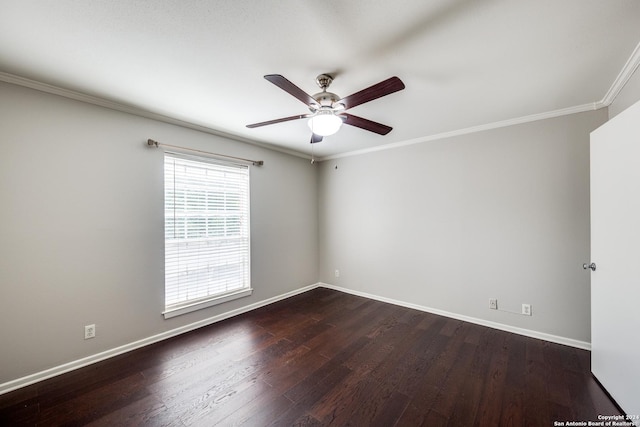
(320, 41, 640, 162)
(319, 102, 600, 161)
(0, 72, 311, 161)
(600, 40, 640, 107)
(4, 36, 640, 164)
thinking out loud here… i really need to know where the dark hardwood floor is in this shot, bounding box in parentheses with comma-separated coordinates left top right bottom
(0, 288, 622, 426)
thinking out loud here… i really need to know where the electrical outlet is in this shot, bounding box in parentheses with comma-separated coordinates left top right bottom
(335, 269, 340, 278)
(84, 324, 96, 339)
(522, 304, 532, 316)
(489, 299, 498, 310)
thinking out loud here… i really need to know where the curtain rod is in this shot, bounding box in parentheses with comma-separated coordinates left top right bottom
(147, 139, 264, 166)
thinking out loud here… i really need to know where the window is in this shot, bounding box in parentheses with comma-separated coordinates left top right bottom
(163, 153, 251, 318)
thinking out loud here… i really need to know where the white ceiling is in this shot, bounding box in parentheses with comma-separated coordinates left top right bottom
(1, 1, 640, 159)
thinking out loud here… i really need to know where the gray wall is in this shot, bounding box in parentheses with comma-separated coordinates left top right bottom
(3, 62, 637, 386)
(318, 109, 608, 343)
(0, 81, 318, 384)
(609, 66, 640, 118)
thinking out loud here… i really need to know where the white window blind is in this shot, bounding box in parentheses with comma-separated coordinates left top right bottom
(164, 153, 251, 317)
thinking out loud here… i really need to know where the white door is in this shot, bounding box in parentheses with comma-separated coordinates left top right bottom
(590, 99, 640, 420)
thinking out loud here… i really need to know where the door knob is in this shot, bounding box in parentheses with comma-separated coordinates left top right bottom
(583, 262, 596, 271)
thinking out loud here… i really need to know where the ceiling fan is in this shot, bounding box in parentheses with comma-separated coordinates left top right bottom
(247, 74, 405, 144)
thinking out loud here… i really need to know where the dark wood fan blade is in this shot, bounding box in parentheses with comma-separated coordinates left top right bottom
(264, 74, 318, 107)
(337, 76, 405, 110)
(340, 113, 393, 135)
(310, 133, 323, 144)
(246, 114, 309, 128)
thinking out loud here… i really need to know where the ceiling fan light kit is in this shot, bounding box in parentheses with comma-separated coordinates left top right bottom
(308, 108, 343, 136)
(247, 73, 405, 144)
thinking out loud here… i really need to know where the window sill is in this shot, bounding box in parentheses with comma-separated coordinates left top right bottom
(162, 288, 253, 319)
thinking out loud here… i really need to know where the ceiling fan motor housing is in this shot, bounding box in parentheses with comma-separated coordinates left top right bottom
(309, 73, 344, 111)
(311, 91, 341, 109)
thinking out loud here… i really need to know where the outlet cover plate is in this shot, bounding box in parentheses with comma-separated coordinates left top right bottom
(84, 324, 96, 339)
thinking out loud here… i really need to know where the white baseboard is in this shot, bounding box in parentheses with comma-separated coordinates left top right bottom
(318, 283, 591, 351)
(1, 281, 590, 396)
(0, 283, 319, 396)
